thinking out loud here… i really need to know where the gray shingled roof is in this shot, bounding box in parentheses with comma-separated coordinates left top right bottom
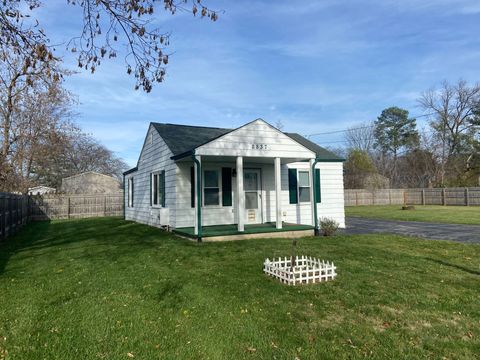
(152, 123, 231, 159)
(151, 122, 343, 161)
(284, 133, 344, 161)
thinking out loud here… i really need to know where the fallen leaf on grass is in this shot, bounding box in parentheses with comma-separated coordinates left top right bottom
(127, 352, 134, 358)
(246, 347, 256, 353)
(346, 339, 357, 348)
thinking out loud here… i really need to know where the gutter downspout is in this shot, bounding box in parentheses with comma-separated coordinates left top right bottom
(123, 173, 126, 220)
(192, 153, 202, 242)
(312, 158, 320, 236)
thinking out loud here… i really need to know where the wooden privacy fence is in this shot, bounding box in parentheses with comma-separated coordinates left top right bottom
(345, 187, 480, 206)
(0, 192, 29, 241)
(29, 193, 124, 220)
(0, 192, 124, 242)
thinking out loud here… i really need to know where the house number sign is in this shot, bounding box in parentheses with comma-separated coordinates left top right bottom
(251, 143, 268, 150)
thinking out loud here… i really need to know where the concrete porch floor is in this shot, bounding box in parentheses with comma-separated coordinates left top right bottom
(174, 222, 314, 241)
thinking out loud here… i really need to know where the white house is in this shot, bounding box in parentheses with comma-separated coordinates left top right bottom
(123, 119, 345, 241)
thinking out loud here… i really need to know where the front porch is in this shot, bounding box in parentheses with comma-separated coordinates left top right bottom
(172, 119, 324, 241)
(174, 222, 314, 242)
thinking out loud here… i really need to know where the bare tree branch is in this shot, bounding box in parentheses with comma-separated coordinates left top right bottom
(1, 0, 221, 92)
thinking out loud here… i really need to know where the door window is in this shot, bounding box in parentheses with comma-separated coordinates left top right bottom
(244, 171, 259, 209)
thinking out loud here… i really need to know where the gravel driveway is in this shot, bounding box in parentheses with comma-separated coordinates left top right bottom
(345, 217, 480, 244)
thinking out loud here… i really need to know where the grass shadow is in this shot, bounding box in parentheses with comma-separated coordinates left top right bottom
(0, 217, 190, 275)
(0, 220, 52, 274)
(424, 257, 480, 276)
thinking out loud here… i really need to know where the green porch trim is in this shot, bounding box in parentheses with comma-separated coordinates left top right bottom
(312, 159, 320, 236)
(192, 154, 202, 242)
(174, 222, 314, 238)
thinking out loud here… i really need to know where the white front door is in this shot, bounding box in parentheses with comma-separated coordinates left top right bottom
(244, 169, 262, 224)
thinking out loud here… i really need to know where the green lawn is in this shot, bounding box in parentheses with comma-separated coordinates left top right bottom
(1, 218, 479, 359)
(346, 205, 480, 225)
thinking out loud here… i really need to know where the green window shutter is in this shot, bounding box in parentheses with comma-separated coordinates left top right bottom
(315, 168, 321, 203)
(221, 167, 232, 206)
(160, 170, 166, 207)
(190, 166, 195, 208)
(149, 174, 152, 206)
(288, 168, 298, 204)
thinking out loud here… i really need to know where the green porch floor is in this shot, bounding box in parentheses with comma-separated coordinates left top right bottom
(174, 222, 314, 238)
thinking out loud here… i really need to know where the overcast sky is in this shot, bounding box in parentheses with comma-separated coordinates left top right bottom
(38, 0, 480, 166)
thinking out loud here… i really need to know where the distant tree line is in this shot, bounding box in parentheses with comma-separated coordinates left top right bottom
(342, 80, 480, 189)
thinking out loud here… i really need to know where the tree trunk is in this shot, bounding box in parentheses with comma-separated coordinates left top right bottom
(1, 79, 17, 184)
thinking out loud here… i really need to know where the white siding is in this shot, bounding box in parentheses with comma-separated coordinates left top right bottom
(175, 161, 237, 228)
(280, 162, 345, 228)
(316, 162, 345, 228)
(174, 160, 345, 229)
(196, 119, 315, 159)
(124, 125, 176, 227)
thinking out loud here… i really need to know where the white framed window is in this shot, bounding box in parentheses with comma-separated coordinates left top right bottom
(298, 171, 310, 203)
(128, 177, 134, 207)
(151, 171, 165, 207)
(149, 132, 153, 145)
(203, 169, 220, 206)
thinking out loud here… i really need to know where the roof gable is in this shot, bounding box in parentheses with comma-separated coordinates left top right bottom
(195, 119, 316, 159)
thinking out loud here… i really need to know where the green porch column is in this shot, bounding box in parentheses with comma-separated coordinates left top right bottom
(193, 155, 202, 240)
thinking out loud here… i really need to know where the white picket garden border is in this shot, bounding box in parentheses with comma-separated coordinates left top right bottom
(263, 255, 336, 285)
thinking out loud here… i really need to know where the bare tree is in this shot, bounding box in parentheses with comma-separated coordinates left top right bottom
(1, 0, 220, 92)
(418, 80, 480, 185)
(324, 146, 346, 159)
(0, 54, 127, 191)
(63, 131, 128, 180)
(34, 128, 128, 189)
(275, 120, 284, 131)
(11, 82, 76, 191)
(0, 47, 63, 189)
(344, 122, 375, 153)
